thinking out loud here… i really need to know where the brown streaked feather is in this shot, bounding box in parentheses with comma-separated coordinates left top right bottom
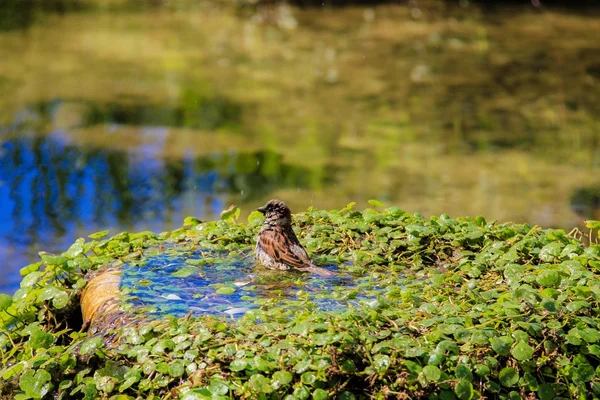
(258, 226, 312, 270)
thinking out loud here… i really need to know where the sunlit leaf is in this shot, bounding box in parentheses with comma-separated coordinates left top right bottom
(89, 230, 110, 240)
(511, 341, 534, 361)
(19, 369, 52, 399)
(0, 294, 12, 311)
(368, 199, 384, 208)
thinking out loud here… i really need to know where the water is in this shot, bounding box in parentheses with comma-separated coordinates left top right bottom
(119, 247, 354, 319)
(1, 1, 600, 293)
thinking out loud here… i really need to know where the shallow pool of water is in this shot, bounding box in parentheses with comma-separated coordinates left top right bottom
(119, 247, 365, 319)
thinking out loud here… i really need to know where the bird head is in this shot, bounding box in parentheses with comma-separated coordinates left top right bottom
(257, 199, 292, 225)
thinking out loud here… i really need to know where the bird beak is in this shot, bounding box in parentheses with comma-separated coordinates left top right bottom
(257, 206, 267, 214)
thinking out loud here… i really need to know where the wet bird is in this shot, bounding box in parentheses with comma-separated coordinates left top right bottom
(256, 199, 335, 277)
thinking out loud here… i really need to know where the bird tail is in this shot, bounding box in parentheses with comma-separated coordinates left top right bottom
(304, 264, 336, 277)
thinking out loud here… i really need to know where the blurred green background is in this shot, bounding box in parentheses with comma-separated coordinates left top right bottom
(1, 0, 599, 293)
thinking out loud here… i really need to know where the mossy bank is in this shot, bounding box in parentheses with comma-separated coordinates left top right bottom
(2, 203, 600, 399)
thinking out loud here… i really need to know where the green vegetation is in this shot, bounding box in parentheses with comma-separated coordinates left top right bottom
(3, 204, 600, 399)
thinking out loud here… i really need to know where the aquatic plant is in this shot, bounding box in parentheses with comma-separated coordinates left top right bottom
(2, 203, 600, 399)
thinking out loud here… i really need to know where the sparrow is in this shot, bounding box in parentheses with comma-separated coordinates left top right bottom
(255, 199, 335, 277)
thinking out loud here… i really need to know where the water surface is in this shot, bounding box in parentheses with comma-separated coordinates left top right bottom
(120, 247, 353, 319)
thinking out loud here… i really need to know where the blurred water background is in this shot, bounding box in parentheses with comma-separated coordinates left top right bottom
(1, 0, 599, 294)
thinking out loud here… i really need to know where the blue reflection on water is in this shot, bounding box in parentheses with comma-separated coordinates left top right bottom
(119, 248, 359, 319)
(0, 134, 225, 293)
(0, 100, 320, 294)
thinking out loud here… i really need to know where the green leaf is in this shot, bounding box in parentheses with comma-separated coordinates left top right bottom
(28, 326, 54, 349)
(272, 371, 292, 387)
(253, 356, 274, 372)
(312, 388, 329, 400)
(248, 374, 272, 394)
(0, 293, 12, 311)
(20, 262, 42, 277)
(215, 287, 236, 295)
(499, 367, 519, 387)
(473, 364, 490, 377)
(454, 379, 474, 400)
(142, 360, 156, 375)
(20, 271, 42, 288)
(169, 360, 185, 377)
(64, 238, 85, 258)
(566, 300, 590, 313)
(230, 359, 247, 372)
(80, 337, 103, 356)
(38, 285, 69, 309)
(220, 205, 240, 222)
(573, 363, 595, 384)
(507, 391, 520, 400)
(421, 365, 442, 382)
(2, 362, 24, 380)
(301, 372, 316, 386)
(513, 331, 528, 343)
(183, 217, 201, 227)
(522, 372, 538, 391)
(536, 269, 561, 288)
(340, 202, 356, 213)
(39, 253, 67, 266)
(338, 392, 356, 400)
(589, 344, 600, 356)
(208, 380, 229, 395)
(19, 369, 52, 399)
(541, 298, 557, 312)
(89, 230, 110, 239)
(539, 242, 562, 262)
(566, 328, 582, 345)
(293, 386, 310, 400)
(73, 278, 88, 289)
(368, 199, 384, 208)
(485, 381, 501, 393)
(585, 220, 600, 229)
(538, 383, 556, 400)
(372, 354, 390, 373)
(171, 267, 196, 278)
(59, 380, 72, 390)
(247, 210, 264, 223)
(119, 369, 141, 392)
(94, 374, 115, 394)
(180, 389, 211, 400)
(579, 328, 600, 343)
(511, 341, 534, 361)
(490, 337, 510, 356)
(455, 364, 473, 381)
